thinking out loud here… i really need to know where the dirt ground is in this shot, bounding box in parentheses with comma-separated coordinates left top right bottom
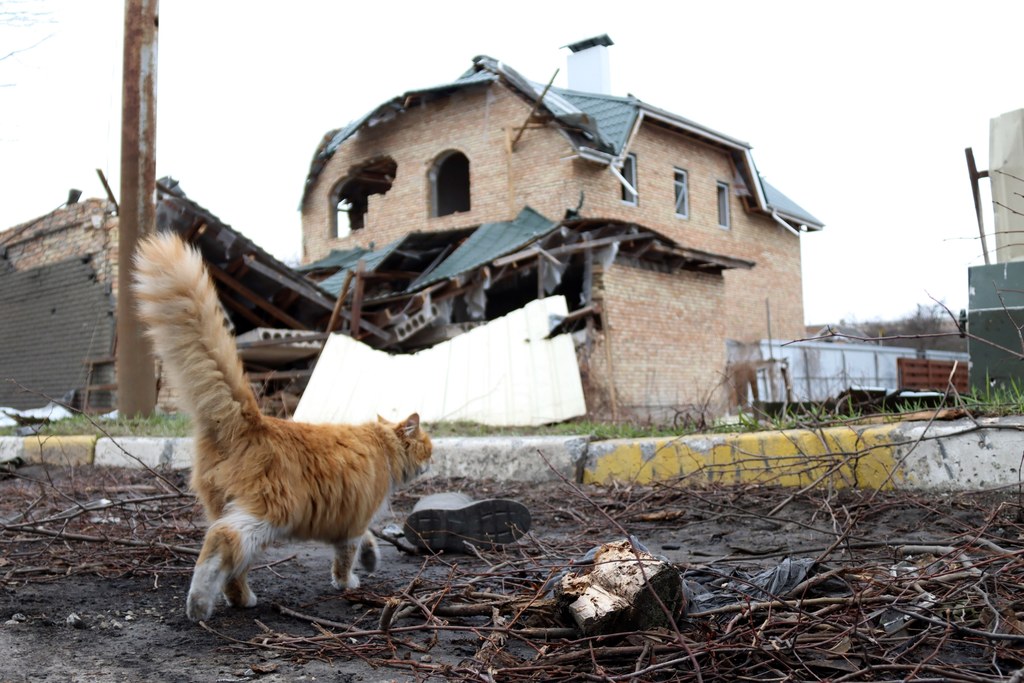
(1, 462, 1023, 682)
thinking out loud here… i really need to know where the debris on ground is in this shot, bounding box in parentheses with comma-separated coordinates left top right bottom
(1, 464, 1023, 681)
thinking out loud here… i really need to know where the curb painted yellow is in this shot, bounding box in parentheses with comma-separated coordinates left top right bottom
(22, 435, 97, 467)
(583, 424, 905, 489)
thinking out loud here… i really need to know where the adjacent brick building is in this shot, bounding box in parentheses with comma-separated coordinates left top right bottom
(0, 198, 119, 410)
(299, 40, 823, 421)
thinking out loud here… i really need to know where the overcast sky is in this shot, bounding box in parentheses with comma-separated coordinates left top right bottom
(2, 1, 1022, 325)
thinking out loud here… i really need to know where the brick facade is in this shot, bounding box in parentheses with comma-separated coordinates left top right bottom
(0, 200, 119, 410)
(300, 82, 810, 420)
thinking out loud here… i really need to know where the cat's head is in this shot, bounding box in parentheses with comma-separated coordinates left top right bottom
(382, 413, 432, 484)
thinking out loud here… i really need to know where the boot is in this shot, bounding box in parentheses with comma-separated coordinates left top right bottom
(403, 492, 531, 553)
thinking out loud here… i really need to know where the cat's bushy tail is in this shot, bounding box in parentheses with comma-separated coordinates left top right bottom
(132, 232, 262, 444)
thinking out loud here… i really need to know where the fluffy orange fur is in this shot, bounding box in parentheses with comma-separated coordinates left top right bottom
(131, 232, 432, 622)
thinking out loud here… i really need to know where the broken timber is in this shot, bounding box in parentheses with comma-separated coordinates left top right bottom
(555, 539, 685, 636)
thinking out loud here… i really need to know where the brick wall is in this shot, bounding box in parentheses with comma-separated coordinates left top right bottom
(587, 261, 729, 421)
(302, 86, 600, 261)
(0, 199, 119, 293)
(0, 200, 119, 409)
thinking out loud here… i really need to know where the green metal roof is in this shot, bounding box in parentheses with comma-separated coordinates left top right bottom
(317, 244, 395, 296)
(554, 90, 638, 155)
(297, 246, 370, 273)
(408, 206, 558, 291)
(761, 179, 823, 228)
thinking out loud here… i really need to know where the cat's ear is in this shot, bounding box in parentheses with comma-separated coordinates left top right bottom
(401, 413, 421, 438)
(377, 414, 387, 424)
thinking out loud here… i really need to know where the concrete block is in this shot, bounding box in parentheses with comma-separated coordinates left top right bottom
(0, 437, 24, 465)
(95, 437, 165, 469)
(167, 438, 195, 470)
(22, 435, 96, 466)
(95, 437, 194, 470)
(582, 426, 903, 489)
(895, 418, 1024, 490)
(427, 436, 590, 482)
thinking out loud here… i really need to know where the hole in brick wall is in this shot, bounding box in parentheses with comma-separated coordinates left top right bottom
(330, 157, 397, 238)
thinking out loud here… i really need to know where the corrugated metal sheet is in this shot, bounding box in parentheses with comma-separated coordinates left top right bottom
(293, 296, 585, 426)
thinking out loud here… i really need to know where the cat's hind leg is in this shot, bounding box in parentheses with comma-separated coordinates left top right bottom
(187, 525, 237, 621)
(359, 531, 380, 573)
(187, 509, 275, 621)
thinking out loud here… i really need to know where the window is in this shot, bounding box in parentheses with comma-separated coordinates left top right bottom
(717, 181, 730, 229)
(673, 168, 689, 218)
(329, 156, 396, 238)
(620, 153, 638, 205)
(332, 190, 366, 237)
(430, 150, 471, 217)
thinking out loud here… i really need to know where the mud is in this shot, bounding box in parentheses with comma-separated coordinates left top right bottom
(1, 464, 1020, 682)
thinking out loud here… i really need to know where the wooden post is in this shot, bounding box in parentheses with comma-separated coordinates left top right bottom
(116, 0, 159, 417)
(326, 270, 355, 333)
(350, 259, 366, 339)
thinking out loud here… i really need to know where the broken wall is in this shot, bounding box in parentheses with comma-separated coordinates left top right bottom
(589, 261, 729, 423)
(0, 200, 118, 409)
(302, 86, 597, 262)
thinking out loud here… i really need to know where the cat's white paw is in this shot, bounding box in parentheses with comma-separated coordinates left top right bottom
(186, 589, 216, 622)
(331, 572, 360, 591)
(225, 590, 258, 608)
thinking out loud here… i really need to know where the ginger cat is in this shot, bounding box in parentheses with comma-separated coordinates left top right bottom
(132, 233, 432, 622)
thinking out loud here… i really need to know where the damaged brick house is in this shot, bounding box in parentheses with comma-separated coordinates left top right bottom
(299, 37, 823, 421)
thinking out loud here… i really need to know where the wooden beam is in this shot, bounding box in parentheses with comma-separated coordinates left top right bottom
(965, 147, 991, 266)
(218, 291, 269, 328)
(350, 259, 366, 339)
(494, 233, 656, 267)
(510, 68, 558, 152)
(95, 168, 119, 213)
(241, 254, 335, 310)
(206, 262, 310, 330)
(326, 270, 355, 333)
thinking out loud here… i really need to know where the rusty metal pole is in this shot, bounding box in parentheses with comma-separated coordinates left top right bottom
(116, 0, 159, 417)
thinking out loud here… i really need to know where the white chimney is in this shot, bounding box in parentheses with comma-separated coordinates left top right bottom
(565, 34, 613, 95)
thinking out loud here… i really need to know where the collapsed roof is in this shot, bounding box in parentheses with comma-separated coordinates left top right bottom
(301, 55, 823, 233)
(156, 178, 336, 335)
(302, 205, 754, 352)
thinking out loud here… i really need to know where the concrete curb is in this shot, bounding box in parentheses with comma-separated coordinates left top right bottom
(427, 435, 590, 483)
(94, 437, 195, 470)
(3, 418, 1022, 490)
(582, 417, 1024, 491)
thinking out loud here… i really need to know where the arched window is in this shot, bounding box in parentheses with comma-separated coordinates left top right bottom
(430, 151, 470, 217)
(329, 157, 397, 239)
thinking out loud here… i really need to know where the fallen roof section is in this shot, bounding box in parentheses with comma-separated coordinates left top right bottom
(156, 178, 336, 335)
(304, 206, 753, 352)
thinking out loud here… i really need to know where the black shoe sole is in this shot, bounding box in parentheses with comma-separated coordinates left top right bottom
(403, 499, 532, 552)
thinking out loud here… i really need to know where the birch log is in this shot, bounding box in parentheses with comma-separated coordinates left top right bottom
(556, 539, 684, 635)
